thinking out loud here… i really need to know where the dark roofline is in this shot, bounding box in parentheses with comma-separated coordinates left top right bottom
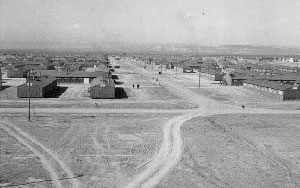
(33, 70, 110, 78)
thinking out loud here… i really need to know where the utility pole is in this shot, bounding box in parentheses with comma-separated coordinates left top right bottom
(27, 70, 31, 121)
(151, 58, 153, 70)
(0, 61, 2, 90)
(199, 63, 203, 88)
(199, 68, 201, 88)
(176, 58, 178, 78)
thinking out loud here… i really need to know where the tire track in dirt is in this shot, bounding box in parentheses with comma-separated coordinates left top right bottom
(0, 122, 63, 188)
(125, 60, 300, 188)
(206, 117, 300, 180)
(140, 113, 196, 188)
(183, 146, 233, 188)
(0, 120, 80, 188)
(124, 61, 232, 188)
(125, 112, 199, 188)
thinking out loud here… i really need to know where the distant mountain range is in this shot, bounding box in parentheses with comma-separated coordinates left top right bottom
(0, 41, 299, 56)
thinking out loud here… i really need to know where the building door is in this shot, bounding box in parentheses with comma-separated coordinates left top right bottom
(84, 78, 89, 84)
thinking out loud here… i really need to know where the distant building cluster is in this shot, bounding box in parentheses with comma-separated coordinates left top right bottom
(216, 57, 300, 100)
(0, 53, 118, 99)
(133, 54, 300, 101)
(1, 52, 300, 101)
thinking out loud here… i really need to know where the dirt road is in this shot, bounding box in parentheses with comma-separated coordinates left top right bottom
(0, 107, 193, 114)
(124, 58, 300, 188)
(2, 57, 300, 188)
(0, 120, 80, 188)
(125, 108, 300, 188)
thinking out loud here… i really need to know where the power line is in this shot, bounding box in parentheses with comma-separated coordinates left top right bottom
(0, 174, 84, 188)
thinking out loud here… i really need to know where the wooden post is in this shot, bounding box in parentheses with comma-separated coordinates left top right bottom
(27, 70, 31, 121)
(199, 69, 201, 88)
(151, 58, 153, 70)
(176, 58, 178, 78)
(199, 64, 202, 88)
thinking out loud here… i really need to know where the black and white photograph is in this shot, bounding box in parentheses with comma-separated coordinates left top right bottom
(1, 0, 300, 187)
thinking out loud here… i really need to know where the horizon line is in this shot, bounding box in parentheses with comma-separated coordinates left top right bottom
(1, 41, 300, 48)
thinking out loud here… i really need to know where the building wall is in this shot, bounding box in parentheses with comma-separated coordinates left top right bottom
(84, 78, 90, 84)
(7, 70, 26, 78)
(0, 68, 2, 90)
(283, 87, 300, 100)
(215, 73, 224, 81)
(35, 64, 55, 70)
(42, 81, 57, 97)
(17, 84, 43, 98)
(56, 77, 95, 84)
(17, 81, 57, 98)
(231, 79, 245, 86)
(57, 77, 83, 84)
(244, 83, 300, 101)
(90, 85, 115, 99)
(243, 83, 284, 100)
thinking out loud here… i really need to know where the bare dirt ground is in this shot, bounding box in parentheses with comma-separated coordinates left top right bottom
(180, 73, 300, 110)
(0, 78, 25, 100)
(0, 128, 52, 188)
(156, 66, 300, 110)
(158, 114, 300, 188)
(2, 57, 300, 188)
(0, 119, 80, 188)
(119, 59, 300, 188)
(0, 112, 178, 188)
(0, 63, 196, 110)
(0, 100, 197, 110)
(58, 84, 90, 100)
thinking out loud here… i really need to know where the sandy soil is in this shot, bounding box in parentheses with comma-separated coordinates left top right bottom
(2, 56, 300, 188)
(118, 58, 300, 188)
(0, 129, 52, 188)
(158, 114, 300, 188)
(1, 112, 178, 188)
(0, 119, 80, 188)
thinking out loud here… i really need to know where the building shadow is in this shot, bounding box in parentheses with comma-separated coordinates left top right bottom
(210, 82, 222, 84)
(0, 86, 11, 91)
(45, 86, 68, 98)
(111, 75, 119, 80)
(115, 87, 128, 99)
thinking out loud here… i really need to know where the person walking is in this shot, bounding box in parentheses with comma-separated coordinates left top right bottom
(133, 84, 135, 88)
(137, 84, 140, 89)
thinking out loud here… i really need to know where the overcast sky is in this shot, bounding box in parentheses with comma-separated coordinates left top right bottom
(1, 0, 300, 46)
